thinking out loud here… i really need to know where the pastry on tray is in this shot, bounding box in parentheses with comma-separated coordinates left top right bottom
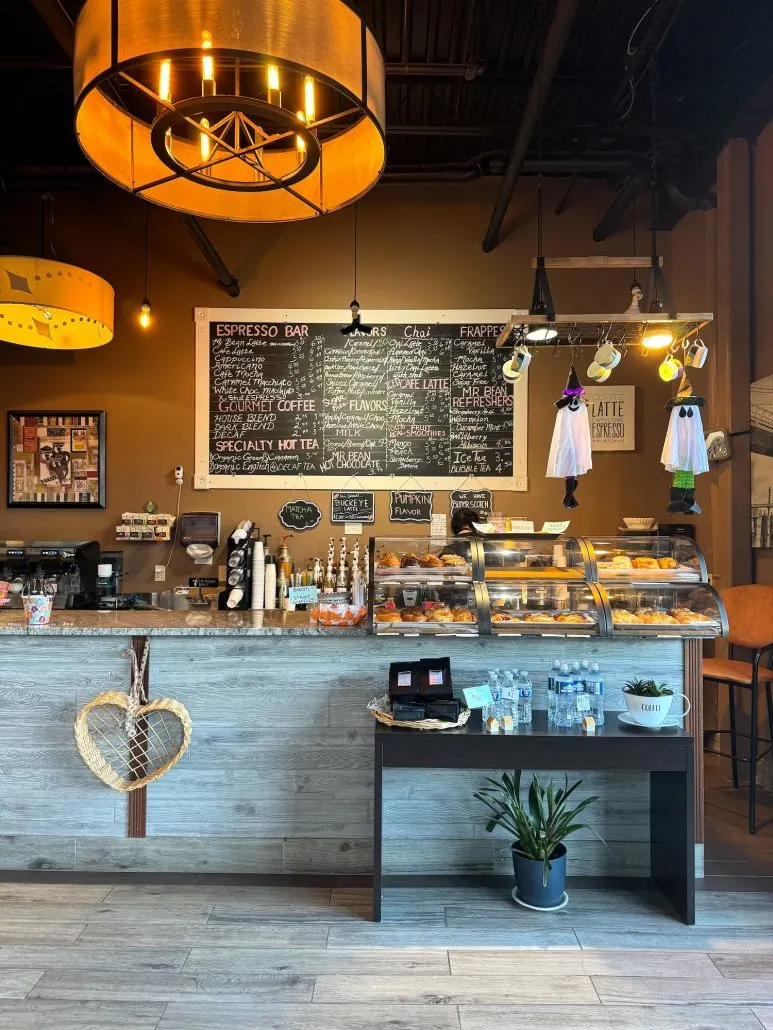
(491, 611, 515, 623)
(611, 554, 633, 569)
(378, 552, 401, 569)
(657, 556, 678, 569)
(439, 553, 468, 568)
(420, 553, 443, 568)
(375, 609, 402, 622)
(524, 613, 556, 623)
(671, 608, 713, 624)
(612, 609, 640, 624)
(401, 606, 426, 622)
(433, 607, 455, 623)
(555, 612, 591, 624)
(632, 557, 659, 570)
(400, 552, 421, 568)
(636, 610, 678, 624)
(452, 607, 476, 623)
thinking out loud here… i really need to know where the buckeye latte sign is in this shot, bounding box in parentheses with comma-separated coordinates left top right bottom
(585, 385, 635, 452)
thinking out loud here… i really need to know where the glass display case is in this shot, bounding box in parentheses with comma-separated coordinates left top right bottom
(478, 535, 591, 580)
(603, 581, 727, 636)
(484, 580, 608, 636)
(369, 537, 479, 635)
(371, 536, 474, 580)
(367, 535, 726, 637)
(586, 535, 707, 582)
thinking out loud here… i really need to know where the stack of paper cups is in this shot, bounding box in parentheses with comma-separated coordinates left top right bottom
(251, 538, 264, 610)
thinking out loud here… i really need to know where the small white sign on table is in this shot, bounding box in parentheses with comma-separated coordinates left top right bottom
(585, 385, 635, 451)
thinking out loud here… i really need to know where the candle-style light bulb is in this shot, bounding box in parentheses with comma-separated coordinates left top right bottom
(304, 75, 315, 122)
(139, 300, 151, 330)
(267, 65, 280, 92)
(158, 59, 171, 103)
(200, 118, 211, 163)
(296, 110, 306, 152)
(202, 53, 215, 96)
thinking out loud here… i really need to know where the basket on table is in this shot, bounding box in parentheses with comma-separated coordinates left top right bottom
(367, 693, 470, 731)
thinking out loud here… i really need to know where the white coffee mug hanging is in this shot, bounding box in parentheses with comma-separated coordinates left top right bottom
(684, 338, 708, 369)
(587, 360, 611, 383)
(594, 341, 622, 369)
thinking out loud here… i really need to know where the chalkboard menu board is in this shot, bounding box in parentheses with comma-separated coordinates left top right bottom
(195, 309, 528, 490)
(331, 491, 375, 524)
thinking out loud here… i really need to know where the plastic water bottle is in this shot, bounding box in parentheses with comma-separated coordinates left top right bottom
(570, 661, 583, 725)
(587, 662, 605, 726)
(554, 663, 573, 729)
(502, 670, 519, 725)
(517, 669, 532, 725)
(574, 659, 591, 724)
(548, 659, 560, 725)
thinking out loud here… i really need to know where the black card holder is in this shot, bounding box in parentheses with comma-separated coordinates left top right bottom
(389, 661, 421, 699)
(419, 657, 453, 699)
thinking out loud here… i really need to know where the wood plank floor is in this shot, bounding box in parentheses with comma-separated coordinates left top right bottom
(0, 883, 771, 1028)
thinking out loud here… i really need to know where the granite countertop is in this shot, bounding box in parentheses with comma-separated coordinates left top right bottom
(0, 609, 366, 636)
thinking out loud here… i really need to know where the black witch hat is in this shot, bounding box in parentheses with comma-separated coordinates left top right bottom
(555, 364, 585, 410)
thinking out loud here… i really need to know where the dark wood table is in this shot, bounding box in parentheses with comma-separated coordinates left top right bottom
(373, 710, 695, 924)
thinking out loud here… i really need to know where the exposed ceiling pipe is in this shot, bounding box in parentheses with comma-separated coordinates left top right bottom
(27, 0, 74, 58)
(481, 0, 581, 253)
(182, 216, 240, 297)
(663, 182, 717, 213)
(384, 153, 649, 184)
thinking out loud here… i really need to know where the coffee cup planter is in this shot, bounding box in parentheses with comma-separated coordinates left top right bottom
(474, 771, 600, 911)
(621, 678, 691, 728)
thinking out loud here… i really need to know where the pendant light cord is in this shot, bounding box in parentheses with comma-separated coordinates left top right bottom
(649, 2, 659, 264)
(143, 205, 149, 300)
(536, 0, 545, 260)
(353, 203, 358, 300)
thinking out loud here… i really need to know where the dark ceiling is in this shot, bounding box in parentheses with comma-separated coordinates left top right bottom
(3, 0, 773, 244)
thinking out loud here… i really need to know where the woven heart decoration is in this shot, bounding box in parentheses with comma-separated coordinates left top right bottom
(74, 690, 192, 792)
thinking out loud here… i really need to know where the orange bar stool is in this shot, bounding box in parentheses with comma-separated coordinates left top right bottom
(703, 584, 773, 833)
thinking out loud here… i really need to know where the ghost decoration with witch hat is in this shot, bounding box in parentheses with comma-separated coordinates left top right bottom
(546, 364, 592, 509)
(661, 372, 709, 514)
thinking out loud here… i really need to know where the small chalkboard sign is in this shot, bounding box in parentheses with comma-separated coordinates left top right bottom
(389, 490, 433, 523)
(278, 499, 322, 531)
(331, 491, 375, 524)
(450, 489, 493, 515)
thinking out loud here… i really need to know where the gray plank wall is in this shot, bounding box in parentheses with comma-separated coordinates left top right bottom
(0, 634, 683, 875)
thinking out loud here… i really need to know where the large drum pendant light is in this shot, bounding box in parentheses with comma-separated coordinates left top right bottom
(0, 257, 114, 350)
(73, 0, 387, 223)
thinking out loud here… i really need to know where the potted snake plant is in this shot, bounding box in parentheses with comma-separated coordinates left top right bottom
(474, 770, 599, 909)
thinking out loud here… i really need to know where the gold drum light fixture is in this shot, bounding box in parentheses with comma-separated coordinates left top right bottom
(73, 0, 387, 222)
(0, 257, 114, 350)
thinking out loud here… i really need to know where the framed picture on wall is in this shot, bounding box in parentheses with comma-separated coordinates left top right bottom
(7, 411, 106, 509)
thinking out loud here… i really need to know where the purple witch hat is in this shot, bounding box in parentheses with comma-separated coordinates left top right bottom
(555, 364, 585, 410)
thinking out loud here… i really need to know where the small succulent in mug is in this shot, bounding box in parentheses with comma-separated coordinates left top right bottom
(623, 678, 673, 697)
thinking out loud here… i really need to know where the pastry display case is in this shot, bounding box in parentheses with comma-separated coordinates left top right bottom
(478, 535, 592, 580)
(367, 535, 726, 637)
(603, 581, 727, 637)
(484, 580, 608, 636)
(586, 535, 707, 582)
(369, 537, 480, 635)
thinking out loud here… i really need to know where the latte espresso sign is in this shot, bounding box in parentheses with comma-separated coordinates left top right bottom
(585, 386, 635, 452)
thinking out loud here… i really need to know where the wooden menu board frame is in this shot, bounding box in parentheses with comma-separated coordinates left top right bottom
(194, 308, 528, 491)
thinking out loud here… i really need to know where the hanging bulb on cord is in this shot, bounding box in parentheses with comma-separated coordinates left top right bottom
(139, 204, 152, 331)
(340, 205, 372, 335)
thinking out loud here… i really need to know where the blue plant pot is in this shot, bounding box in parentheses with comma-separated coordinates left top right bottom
(512, 842, 567, 909)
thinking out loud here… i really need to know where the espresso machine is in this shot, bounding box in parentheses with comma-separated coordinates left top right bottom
(0, 540, 100, 608)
